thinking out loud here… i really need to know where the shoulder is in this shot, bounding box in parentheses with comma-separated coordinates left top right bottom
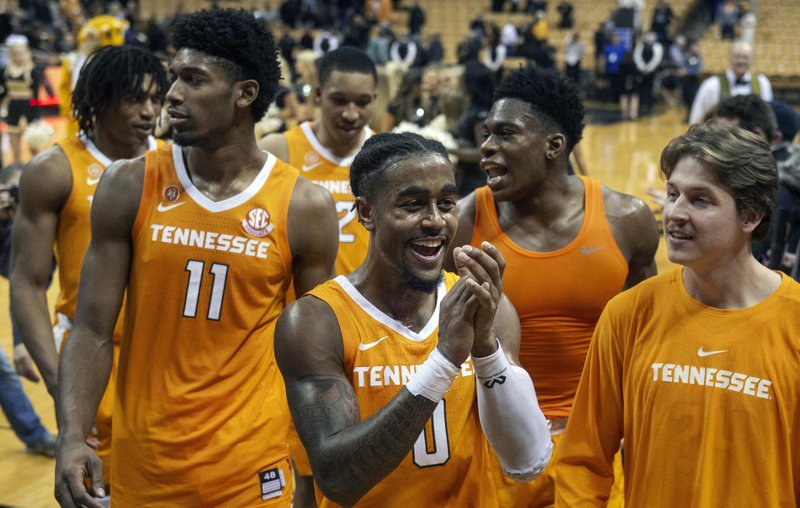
(275, 293, 344, 377)
(259, 132, 290, 161)
(19, 145, 71, 207)
(291, 175, 335, 212)
(600, 183, 659, 256)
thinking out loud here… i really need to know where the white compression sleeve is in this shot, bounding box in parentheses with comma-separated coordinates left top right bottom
(473, 341, 552, 481)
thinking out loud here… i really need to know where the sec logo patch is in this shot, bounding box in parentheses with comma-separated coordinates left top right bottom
(242, 207, 274, 237)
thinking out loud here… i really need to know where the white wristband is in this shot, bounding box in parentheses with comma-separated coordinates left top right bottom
(472, 340, 508, 388)
(405, 347, 460, 403)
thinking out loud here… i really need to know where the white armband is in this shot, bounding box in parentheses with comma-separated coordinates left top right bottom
(405, 347, 460, 403)
(474, 341, 552, 482)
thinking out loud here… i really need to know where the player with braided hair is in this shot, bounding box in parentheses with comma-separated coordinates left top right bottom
(11, 44, 168, 491)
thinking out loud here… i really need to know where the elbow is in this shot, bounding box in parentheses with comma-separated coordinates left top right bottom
(314, 476, 365, 507)
(504, 440, 554, 483)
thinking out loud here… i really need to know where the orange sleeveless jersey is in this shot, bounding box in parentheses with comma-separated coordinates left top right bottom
(471, 177, 628, 418)
(54, 135, 160, 338)
(54, 135, 157, 481)
(308, 273, 500, 508)
(284, 121, 370, 276)
(111, 144, 295, 506)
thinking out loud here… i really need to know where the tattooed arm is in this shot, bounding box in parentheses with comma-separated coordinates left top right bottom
(275, 275, 484, 506)
(275, 296, 440, 505)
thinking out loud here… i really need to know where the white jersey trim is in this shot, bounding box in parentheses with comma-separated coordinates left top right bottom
(80, 134, 158, 168)
(333, 275, 445, 343)
(171, 143, 277, 213)
(300, 121, 371, 168)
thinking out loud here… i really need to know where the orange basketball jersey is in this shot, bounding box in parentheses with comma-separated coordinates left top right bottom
(54, 134, 157, 336)
(284, 122, 370, 276)
(307, 273, 500, 508)
(110, 144, 295, 506)
(471, 177, 628, 418)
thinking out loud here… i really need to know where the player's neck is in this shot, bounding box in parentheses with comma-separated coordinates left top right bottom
(90, 131, 149, 161)
(503, 172, 581, 221)
(348, 267, 439, 333)
(681, 253, 781, 309)
(314, 122, 363, 158)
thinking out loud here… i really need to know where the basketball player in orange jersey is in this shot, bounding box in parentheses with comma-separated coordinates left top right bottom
(10, 45, 167, 485)
(446, 66, 659, 507)
(53, 9, 339, 508)
(259, 45, 377, 507)
(557, 123, 800, 507)
(260, 45, 376, 276)
(276, 132, 553, 507)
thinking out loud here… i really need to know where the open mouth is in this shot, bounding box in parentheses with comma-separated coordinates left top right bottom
(481, 161, 508, 187)
(409, 238, 445, 259)
(667, 229, 693, 241)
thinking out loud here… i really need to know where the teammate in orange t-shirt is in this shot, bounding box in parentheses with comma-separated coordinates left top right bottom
(276, 132, 552, 507)
(447, 67, 660, 507)
(53, 10, 339, 508)
(11, 45, 167, 485)
(557, 123, 800, 507)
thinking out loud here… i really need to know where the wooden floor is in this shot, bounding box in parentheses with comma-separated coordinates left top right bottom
(0, 106, 687, 507)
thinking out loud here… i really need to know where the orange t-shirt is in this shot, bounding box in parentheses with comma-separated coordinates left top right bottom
(308, 273, 500, 508)
(471, 177, 628, 418)
(110, 144, 295, 506)
(284, 121, 370, 276)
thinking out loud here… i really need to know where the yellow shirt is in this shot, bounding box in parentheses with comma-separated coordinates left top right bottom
(284, 121, 371, 276)
(556, 269, 800, 507)
(308, 273, 500, 508)
(111, 144, 295, 506)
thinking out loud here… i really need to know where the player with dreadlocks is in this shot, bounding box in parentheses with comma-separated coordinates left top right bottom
(10, 44, 167, 490)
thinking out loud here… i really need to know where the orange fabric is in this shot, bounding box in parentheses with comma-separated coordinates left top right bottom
(110, 145, 295, 506)
(557, 270, 800, 507)
(308, 273, 499, 508)
(54, 136, 125, 341)
(471, 177, 628, 419)
(284, 122, 369, 276)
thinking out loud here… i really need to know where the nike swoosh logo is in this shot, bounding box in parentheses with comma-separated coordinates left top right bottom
(359, 336, 389, 351)
(302, 162, 322, 172)
(697, 347, 728, 357)
(87, 177, 100, 185)
(581, 245, 606, 255)
(157, 201, 186, 212)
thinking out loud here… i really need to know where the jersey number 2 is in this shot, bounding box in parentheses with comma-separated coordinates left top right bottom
(183, 260, 228, 320)
(412, 399, 450, 467)
(336, 201, 357, 243)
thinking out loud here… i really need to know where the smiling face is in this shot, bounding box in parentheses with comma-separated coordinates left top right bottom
(480, 97, 552, 201)
(361, 154, 459, 293)
(316, 70, 376, 151)
(166, 48, 242, 148)
(97, 74, 162, 146)
(663, 156, 757, 271)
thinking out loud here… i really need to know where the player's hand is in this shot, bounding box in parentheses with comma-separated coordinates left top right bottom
(438, 276, 481, 367)
(452, 242, 504, 356)
(13, 343, 40, 382)
(54, 437, 105, 508)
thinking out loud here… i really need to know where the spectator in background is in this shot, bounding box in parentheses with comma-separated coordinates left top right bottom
(564, 31, 584, 84)
(650, 0, 673, 45)
(659, 34, 685, 107)
(717, 0, 739, 40)
(557, 1, 574, 29)
(453, 60, 494, 196)
(689, 41, 772, 124)
(426, 33, 444, 63)
(767, 101, 800, 273)
(618, 48, 640, 120)
(366, 23, 393, 64)
(0, 163, 57, 458)
(501, 19, 519, 54)
(602, 32, 627, 102)
(681, 39, 702, 120)
(633, 31, 663, 116)
(383, 65, 441, 130)
(408, 0, 425, 35)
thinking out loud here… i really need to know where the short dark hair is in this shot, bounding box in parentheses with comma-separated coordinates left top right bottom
(350, 132, 450, 201)
(660, 123, 778, 242)
(714, 94, 778, 143)
(317, 46, 377, 86)
(494, 66, 585, 151)
(170, 8, 281, 120)
(72, 45, 168, 136)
